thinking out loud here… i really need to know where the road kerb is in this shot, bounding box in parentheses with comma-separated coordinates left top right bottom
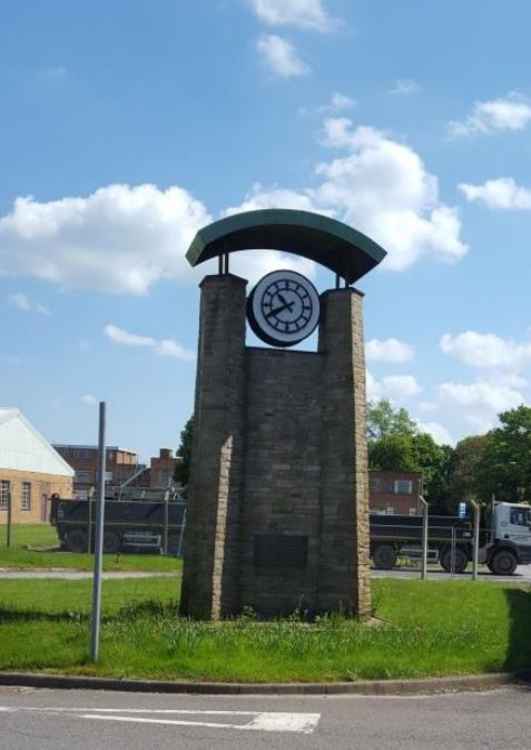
(0, 670, 530, 696)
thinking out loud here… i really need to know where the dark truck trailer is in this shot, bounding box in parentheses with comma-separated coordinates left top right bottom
(370, 502, 531, 575)
(370, 513, 475, 573)
(50, 497, 186, 554)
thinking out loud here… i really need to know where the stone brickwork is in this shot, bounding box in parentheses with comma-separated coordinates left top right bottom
(180, 274, 247, 620)
(180, 276, 372, 620)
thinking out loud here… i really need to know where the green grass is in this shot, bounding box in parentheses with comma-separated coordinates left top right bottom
(0, 578, 529, 682)
(0, 524, 182, 573)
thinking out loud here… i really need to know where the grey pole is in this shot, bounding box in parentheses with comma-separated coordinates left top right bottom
(419, 495, 428, 580)
(90, 401, 106, 662)
(470, 500, 480, 581)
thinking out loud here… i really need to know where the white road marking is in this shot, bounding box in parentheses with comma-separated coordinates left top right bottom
(0, 706, 320, 734)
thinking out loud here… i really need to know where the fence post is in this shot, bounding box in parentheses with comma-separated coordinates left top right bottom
(178, 507, 186, 558)
(90, 401, 106, 663)
(419, 495, 428, 580)
(450, 526, 456, 577)
(6, 489, 12, 548)
(470, 500, 480, 581)
(87, 493, 92, 554)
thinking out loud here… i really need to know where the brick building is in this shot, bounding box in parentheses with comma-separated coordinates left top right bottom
(0, 408, 74, 524)
(369, 470, 423, 515)
(53, 444, 179, 496)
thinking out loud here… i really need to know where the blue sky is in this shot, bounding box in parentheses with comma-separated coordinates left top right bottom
(2, 0, 531, 460)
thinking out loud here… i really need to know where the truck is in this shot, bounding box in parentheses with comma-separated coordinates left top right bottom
(370, 501, 531, 575)
(50, 493, 186, 555)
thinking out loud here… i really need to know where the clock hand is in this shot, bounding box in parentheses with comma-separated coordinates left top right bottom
(277, 291, 289, 306)
(265, 301, 295, 318)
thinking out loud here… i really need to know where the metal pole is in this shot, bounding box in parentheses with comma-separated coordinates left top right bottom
(163, 490, 169, 555)
(419, 495, 428, 580)
(470, 500, 480, 581)
(450, 526, 456, 577)
(90, 401, 106, 663)
(6, 489, 12, 548)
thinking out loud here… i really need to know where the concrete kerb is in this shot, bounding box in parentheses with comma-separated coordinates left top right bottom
(0, 671, 530, 696)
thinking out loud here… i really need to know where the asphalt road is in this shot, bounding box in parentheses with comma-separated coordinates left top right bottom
(1, 686, 530, 749)
(372, 565, 531, 584)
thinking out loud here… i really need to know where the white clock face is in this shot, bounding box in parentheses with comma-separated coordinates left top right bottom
(247, 270, 320, 348)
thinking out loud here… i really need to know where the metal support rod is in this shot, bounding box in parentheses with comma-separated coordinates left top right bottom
(87, 494, 92, 553)
(224, 253, 229, 274)
(218, 255, 223, 275)
(6, 490, 12, 548)
(419, 495, 428, 580)
(470, 499, 480, 581)
(178, 508, 187, 557)
(335, 274, 340, 289)
(90, 401, 106, 663)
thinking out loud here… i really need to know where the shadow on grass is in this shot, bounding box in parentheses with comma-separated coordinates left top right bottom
(0, 599, 179, 625)
(503, 587, 531, 685)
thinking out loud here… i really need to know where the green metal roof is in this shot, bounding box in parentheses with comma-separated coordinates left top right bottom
(186, 209, 387, 284)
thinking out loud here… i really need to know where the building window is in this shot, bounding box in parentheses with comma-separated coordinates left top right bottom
(370, 477, 383, 493)
(394, 480, 413, 495)
(21, 482, 31, 511)
(75, 470, 92, 483)
(0, 480, 10, 509)
(386, 507, 395, 515)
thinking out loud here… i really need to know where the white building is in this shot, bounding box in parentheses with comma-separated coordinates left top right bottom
(0, 408, 74, 524)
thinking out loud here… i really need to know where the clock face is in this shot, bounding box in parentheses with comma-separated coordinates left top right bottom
(247, 270, 320, 348)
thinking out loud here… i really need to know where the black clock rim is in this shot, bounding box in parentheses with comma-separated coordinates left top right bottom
(246, 270, 320, 348)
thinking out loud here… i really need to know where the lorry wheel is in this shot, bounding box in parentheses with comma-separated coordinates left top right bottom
(103, 531, 121, 554)
(441, 547, 468, 574)
(66, 529, 88, 553)
(373, 544, 397, 570)
(489, 549, 518, 576)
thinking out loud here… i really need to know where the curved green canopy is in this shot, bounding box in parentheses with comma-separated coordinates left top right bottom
(186, 209, 386, 284)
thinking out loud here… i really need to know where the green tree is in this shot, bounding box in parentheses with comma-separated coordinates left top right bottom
(367, 400, 455, 509)
(367, 399, 418, 441)
(369, 433, 418, 472)
(476, 405, 531, 503)
(449, 435, 490, 505)
(174, 415, 194, 487)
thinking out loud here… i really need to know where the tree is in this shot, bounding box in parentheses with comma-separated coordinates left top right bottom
(174, 415, 194, 487)
(476, 405, 531, 503)
(367, 399, 418, 441)
(448, 435, 490, 505)
(367, 400, 455, 510)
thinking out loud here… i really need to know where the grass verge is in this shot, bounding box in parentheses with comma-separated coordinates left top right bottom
(0, 524, 181, 573)
(1, 578, 530, 682)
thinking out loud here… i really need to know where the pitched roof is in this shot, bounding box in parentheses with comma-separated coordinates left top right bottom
(0, 408, 74, 477)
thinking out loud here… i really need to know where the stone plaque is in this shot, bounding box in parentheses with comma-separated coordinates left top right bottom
(254, 534, 308, 570)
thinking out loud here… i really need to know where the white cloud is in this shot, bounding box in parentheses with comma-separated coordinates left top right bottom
(366, 338, 414, 364)
(313, 119, 467, 270)
(249, 0, 337, 32)
(449, 92, 531, 136)
(440, 331, 531, 370)
(8, 292, 50, 315)
(382, 375, 422, 398)
(0, 184, 211, 295)
(459, 177, 531, 210)
(257, 34, 309, 77)
(439, 381, 525, 413)
(318, 92, 356, 113)
(81, 394, 98, 406)
(418, 401, 438, 413)
(389, 79, 421, 96)
(367, 371, 421, 401)
(104, 324, 195, 361)
(417, 420, 454, 446)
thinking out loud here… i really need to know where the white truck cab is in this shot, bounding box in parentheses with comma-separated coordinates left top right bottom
(482, 502, 531, 575)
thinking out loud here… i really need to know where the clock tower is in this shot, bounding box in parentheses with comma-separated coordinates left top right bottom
(179, 209, 386, 620)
